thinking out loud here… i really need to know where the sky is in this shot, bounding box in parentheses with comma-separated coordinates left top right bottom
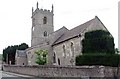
(0, 0, 119, 54)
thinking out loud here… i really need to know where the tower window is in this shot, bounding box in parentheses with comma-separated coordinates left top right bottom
(32, 27, 34, 31)
(33, 18, 35, 26)
(44, 31, 47, 37)
(43, 17, 47, 24)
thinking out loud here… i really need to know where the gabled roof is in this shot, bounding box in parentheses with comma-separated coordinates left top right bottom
(53, 16, 109, 45)
(49, 26, 69, 45)
(50, 26, 68, 35)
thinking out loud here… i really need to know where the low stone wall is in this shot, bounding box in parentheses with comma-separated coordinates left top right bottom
(3, 65, 120, 78)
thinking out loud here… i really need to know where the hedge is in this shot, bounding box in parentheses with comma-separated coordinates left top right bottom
(84, 30, 110, 39)
(82, 30, 115, 54)
(76, 54, 120, 67)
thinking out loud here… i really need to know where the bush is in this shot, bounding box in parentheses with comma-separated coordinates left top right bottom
(35, 50, 48, 65)
(76, 53, 120, 67)
(82, 30, 115, 54)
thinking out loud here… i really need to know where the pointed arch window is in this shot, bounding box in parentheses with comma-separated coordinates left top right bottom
(44, 31, 47, 37)
(58, 58, 60, 65)
(53, 52, 56, 63)
(43, 17, 47, 24)
(71, 42, 74, 57)
(63, 45, 66, 57)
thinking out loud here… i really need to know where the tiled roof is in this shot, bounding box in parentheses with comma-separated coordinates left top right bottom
(50, 26, 69, 35)
(49, 26, 69, 45)
(53, 16, 109, 45)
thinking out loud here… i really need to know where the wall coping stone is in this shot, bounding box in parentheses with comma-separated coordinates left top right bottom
(4, 65, 118, 69)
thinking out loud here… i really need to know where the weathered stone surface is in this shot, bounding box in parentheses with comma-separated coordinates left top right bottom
(53, 37, 82, 66)
(3, 65, 120, 78)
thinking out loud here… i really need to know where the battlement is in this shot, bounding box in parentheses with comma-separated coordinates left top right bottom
(32, 8, 53, 16)
(32, 2, 53, 17)
(37, 8, 52, 13)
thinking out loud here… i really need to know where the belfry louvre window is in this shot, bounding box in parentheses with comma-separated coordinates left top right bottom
(43, 17, 47, 24)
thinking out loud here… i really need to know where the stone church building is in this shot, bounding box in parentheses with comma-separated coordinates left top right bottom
(16, 2, 110, 66)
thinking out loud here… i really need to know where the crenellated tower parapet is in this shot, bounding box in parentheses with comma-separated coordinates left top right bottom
(32, 2, 54, 18)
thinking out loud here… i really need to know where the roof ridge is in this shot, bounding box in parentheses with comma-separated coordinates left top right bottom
(53, 16, 110, 45)
(69, 17, 95, 31)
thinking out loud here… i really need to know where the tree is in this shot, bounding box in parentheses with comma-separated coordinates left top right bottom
(35, 49, 48, 65)
(76, 30, 117, 66)
(2, 43, 29, 64)
(82, 30, 115, 54)
(18, 43, 29, 50)
(3, 45, 18, 64)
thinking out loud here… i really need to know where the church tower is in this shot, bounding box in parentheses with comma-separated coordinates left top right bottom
(31, 2, 54, 46)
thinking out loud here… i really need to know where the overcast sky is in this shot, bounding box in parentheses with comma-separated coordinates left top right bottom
(0, 0, 119, 54)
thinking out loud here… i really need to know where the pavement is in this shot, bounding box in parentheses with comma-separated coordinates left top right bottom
(2, 71, 33, 77)
(0, 63, 35, 79)
(1, 71, 34, 79)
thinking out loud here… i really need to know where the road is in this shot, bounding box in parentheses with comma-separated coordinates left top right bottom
(2, 71, 18, 77)
(1, 71, 33, 79)
(0, 63, 33, 79)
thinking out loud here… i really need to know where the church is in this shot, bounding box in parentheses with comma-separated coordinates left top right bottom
(15, 2, 110, 66)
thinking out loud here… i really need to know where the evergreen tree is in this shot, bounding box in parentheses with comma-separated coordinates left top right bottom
(3, 43, 29, 64)
(82, 30, 115, 54)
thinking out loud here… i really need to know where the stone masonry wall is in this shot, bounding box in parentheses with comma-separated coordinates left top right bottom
(53, 37, 82, 66)
(3, 65, 120, 78)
